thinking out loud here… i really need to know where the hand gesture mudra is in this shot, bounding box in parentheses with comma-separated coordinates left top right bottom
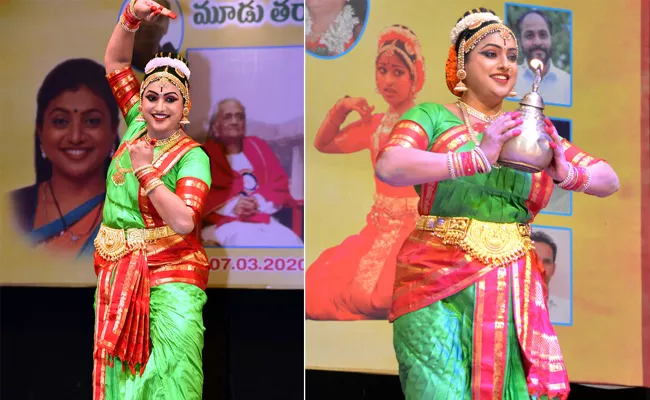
(478, 111, 523, 165)
(132, 0, 177, 22)
(126, 138, 155, 171)
(339, 97, 375, 122)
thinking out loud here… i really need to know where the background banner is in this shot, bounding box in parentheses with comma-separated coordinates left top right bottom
(305, 0, 649, 387)
(0, 0, 304, 289)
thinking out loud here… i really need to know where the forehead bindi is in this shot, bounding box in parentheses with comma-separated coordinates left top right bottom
(48, 88, 106, 114)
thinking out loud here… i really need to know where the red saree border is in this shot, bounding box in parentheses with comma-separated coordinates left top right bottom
(472, 266, 510, 399)
(641, 0, 650, 386)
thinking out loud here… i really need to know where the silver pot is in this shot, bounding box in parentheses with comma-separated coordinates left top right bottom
(497, 60, 554, 173)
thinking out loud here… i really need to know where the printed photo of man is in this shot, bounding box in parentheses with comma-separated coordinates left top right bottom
(507, 5, 572, 106)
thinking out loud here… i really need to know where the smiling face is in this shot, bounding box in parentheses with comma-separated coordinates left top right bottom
(38, 86, 116, 181)
(375, 51, 413, 107)
(141, 79, 184, 136)
(463, 31, 519, 101)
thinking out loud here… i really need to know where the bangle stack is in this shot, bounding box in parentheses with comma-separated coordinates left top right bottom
(557, 164, 592, 192)
(134, 164, 165, 195)
(119, 0, 142, 32)
(447, 147, 492, 180)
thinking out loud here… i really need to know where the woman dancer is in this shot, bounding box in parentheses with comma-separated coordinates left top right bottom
(92, 1, 212, 399)
(376, 9, 619, 399)
(306, 25, 425, 320)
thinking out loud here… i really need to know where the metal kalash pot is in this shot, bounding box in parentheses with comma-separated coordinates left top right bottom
(497, 60, 554, 173)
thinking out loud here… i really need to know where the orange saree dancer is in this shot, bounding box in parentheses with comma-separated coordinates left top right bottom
(305, 111, 420, 320)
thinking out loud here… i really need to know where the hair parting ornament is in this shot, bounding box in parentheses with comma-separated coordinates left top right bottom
(445, 9, 518, 96)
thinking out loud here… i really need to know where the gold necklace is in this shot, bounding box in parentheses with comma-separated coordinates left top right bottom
(456, 100, 503, 123)
(111, 130, 183, 186)
(457, 102, 481, 146)
(144, 130, 182, 146)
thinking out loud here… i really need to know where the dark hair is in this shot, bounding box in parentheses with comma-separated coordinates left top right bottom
(531, 231, 557, 262)
(34, 58, 120, 183)
(143, 51, 190, 94)
(454, 8, 501, 56)
(377, 28, 417, 81)
(515, 9, 552, 37)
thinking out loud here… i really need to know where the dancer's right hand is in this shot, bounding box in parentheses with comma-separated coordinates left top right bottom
(478, 112, 523, 165)
(339, 97, 375, 122)
(132, 0, 177, 22)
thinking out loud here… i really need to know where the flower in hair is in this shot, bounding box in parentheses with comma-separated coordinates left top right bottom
(144, 57, 191, 79)
(449, 12, 501, 44)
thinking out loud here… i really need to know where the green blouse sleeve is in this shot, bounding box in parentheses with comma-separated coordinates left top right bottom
(399, 103, 459, 151)
(120, 100, 145, 143)
(176, 147, 212, 187)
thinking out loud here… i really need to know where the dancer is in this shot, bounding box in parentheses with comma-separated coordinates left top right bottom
(92, 1, 212, 399)
(306, 25, 425, 320)
(376, 8, 619, 399)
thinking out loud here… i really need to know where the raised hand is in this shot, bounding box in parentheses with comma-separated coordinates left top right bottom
(479, 111, 523, 165)
(339, 97, 375, 122)
(132, 0, 177, 22)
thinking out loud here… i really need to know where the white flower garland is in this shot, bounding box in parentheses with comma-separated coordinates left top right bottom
(144, 57, 191, 79)
(449, 12, 501, 44)
(305, 4, 359, 55)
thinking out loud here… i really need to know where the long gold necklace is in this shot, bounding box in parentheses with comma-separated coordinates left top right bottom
(111, 130, 183, 186)
(456, 100, 503, 123)
(457, 102, 481, 146)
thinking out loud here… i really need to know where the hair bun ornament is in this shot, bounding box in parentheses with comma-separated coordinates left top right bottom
(449, 12, 502, 44)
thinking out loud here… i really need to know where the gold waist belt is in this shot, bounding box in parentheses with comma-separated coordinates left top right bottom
(94, 224, 177, 261)
(415, 215, 533, 266)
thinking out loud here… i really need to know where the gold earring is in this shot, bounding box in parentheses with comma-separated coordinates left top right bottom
(180, 107, 190, 125)
(454, 69, 468, 92)
(135, 104, 145, 122)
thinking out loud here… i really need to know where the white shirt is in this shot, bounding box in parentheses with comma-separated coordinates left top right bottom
(548, 294, 571, 325)
(218, 152, 281, 217)
(514, 59, 571, 106)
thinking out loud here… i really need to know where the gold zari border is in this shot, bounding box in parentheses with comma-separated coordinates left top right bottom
(94, 224, 177, 261)
(415, 215, 533, 266)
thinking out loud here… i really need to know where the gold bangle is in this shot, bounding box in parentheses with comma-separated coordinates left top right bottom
(144, 178, 165, 195)
(119, 15, 139, 32)
(129, 0, 139, 19)
(133, 164, 153, 175)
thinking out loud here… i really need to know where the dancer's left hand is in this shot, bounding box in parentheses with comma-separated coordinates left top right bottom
(544, 118, 571, 182)
(126, 139, 155, 170)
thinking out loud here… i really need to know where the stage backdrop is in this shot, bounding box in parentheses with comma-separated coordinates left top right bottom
(305, 0, 650, 387)
(0, 0, 304, 290)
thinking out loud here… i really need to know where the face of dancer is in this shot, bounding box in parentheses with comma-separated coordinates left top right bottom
(213, 100, 246, 141)
(375, 51, 413, 107)
(463, 31, 519, 101)
(38, 85, 116, 180)
(534, 241, 556, 285)
(519, 13, 552, 66)
(141, 81, 184, 136)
